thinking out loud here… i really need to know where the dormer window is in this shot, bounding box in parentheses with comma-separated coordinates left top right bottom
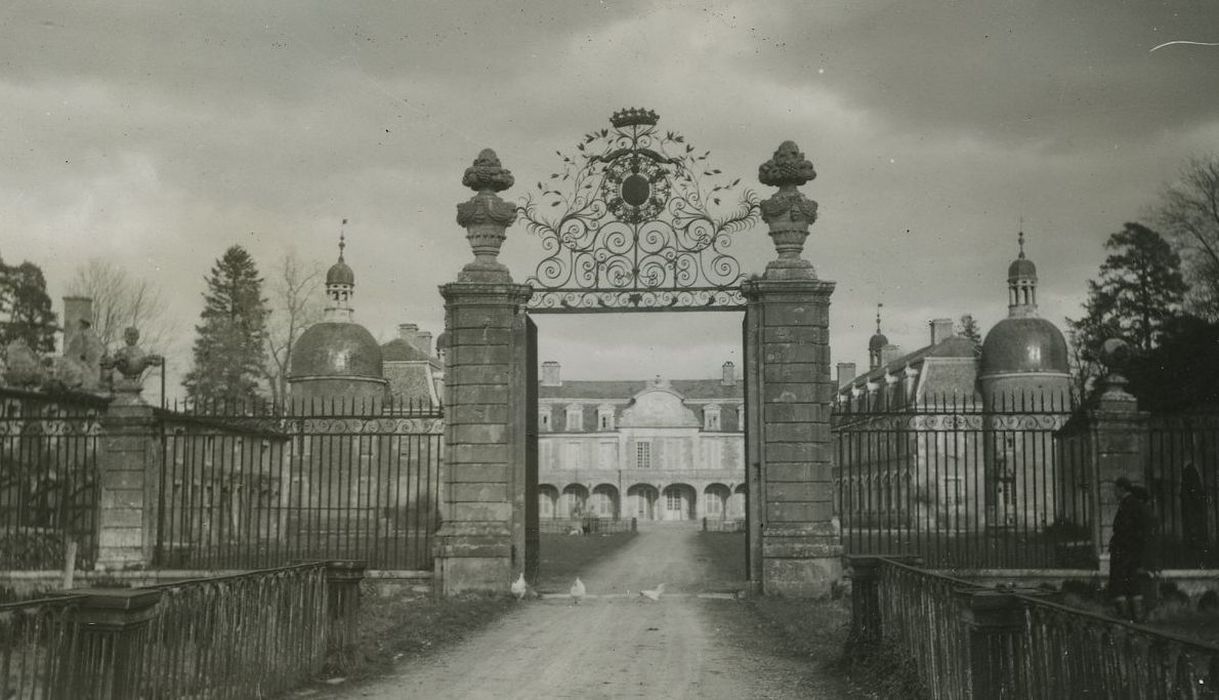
(597, 404, 615, 431)
(540, 406, 552, 432)
(565, 404, 583, 432)
(703, 404, 722, 432)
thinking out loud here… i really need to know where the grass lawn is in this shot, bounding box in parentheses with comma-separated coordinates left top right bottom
(535, 532, 637, 590)
(694, 530, 747, 584)
(318, 591, 516, 682)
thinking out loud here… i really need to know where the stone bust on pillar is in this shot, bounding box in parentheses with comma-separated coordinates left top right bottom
(758, 141, 819, 280)
(101, 326, 163, 403)
(455, 148, 517, 284)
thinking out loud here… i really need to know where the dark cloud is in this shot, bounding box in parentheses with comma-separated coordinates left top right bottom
(737, 2, 1219, 147)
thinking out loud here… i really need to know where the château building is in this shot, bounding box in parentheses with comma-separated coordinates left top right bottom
(834, 234, 1071, 533)
(537, 361, 745, 524)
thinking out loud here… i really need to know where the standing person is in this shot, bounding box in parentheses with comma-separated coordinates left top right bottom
(1181, 461, 1209, 567)
(1109, 477, 1154, 622)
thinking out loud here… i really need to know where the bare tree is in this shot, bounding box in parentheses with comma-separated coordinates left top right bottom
(68, 259, 174, 352)
(263, 251, 323, 405)
(1153, 156, 1219, 320)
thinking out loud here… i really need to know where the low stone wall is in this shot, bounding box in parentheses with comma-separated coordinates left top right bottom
(0, 567, 431, 600)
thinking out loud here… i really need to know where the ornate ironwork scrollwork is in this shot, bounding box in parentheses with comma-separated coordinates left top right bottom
(520, 109, 759, 312)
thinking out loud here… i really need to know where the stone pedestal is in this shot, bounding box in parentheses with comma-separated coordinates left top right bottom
(58, 588, 162, 698)
(955, 589, 1025, 698)
(435, 282, 532, 595)
(96, 399, 157, 570)
(323, 560, 367, 657)
(743, 276, 841, 597)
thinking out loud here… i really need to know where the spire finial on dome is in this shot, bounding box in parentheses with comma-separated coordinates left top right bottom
(876, 303, 884, 333)
(1017, 227, 1025, 260)
(338, 218, 348, 261)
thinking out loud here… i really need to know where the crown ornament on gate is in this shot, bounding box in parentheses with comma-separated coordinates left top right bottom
(609, 107, 659, 128)
(758, 140, 819, 280)
(456, 148, 517, 283)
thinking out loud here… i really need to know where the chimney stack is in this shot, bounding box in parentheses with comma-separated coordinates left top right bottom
(880, 344, 902, 366)
(415, 331, 434, 357)
(836, 362, 856, 389)
(541, 361, 561, 387)
(929, 318, 955, 346)
(62, 297, 93, 355)
(721, 361, 735, 386)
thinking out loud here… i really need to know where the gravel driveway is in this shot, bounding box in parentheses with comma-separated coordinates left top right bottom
(314, 527, 852, 699)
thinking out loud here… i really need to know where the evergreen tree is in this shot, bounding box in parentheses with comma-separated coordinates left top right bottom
(1067, 223, 1187, 381)
(183, 246, 269, 407)
(0, 256, 58, 353)
(957, 314, 982, 348)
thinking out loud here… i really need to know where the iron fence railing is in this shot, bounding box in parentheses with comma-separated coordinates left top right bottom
(874, 559, 973, 699)
(1018, 591, 1219, 697)
(137, 563, 329, 699)
(0, 389, 106, 571)
(1147, 413, 1219, 569)
(0, 593, 85, 698)
(155, 398, 442, 570)
(833, 393, 1083, 569)
(855, 557, 1219, 699)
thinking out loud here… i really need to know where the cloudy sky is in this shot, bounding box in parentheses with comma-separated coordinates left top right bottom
(2, 1, 1217, 396)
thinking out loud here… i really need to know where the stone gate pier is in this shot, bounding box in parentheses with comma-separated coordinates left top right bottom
(743, 141, 841, 596)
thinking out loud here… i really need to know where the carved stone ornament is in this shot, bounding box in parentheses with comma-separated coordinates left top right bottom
(100, 326, 163, 402)
(758, 141, 819, 279)
(456, 149, 517, 282)
(2, 339, 44, 388)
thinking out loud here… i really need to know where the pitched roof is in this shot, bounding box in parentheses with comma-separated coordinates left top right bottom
(381, 338, 434, 363)
(841, 336, 977, 391)
(539, 378, 742, 401)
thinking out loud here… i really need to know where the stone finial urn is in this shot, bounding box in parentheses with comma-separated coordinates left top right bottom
(758, 141, 819, 280)
(456, 148, 517, 283)
(1096, 337, 1136, 405)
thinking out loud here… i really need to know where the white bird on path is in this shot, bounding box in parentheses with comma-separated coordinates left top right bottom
(640, 583, 665, 602)
(570, 577, 586, 604)
(511, 573, 527, 601)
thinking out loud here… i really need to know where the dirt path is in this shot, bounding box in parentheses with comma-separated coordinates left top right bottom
(316, 528, 849, 699)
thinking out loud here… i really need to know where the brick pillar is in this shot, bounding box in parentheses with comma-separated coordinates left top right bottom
(1085, 341, 1149, 571)
(59, 588, 162, 698)
(97, 400, 157, 570)
(743, 140, 841, 597)
(434, 148, 533, 595)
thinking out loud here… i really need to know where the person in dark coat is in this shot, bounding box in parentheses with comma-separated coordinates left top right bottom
(1181, 461, 1209, 567)
(1109, 477, 1154, 622)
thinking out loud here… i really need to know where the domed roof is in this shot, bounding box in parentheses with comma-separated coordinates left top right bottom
(1008, 256, 1037, 281)
(980, 317, 1069, 376)
(326, 233, 354, 286)
(1008, 231, 1037, 281)
(868, 332, 890, 352)
(326, 259, 354, 286)
(290, 322, 383, 379)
